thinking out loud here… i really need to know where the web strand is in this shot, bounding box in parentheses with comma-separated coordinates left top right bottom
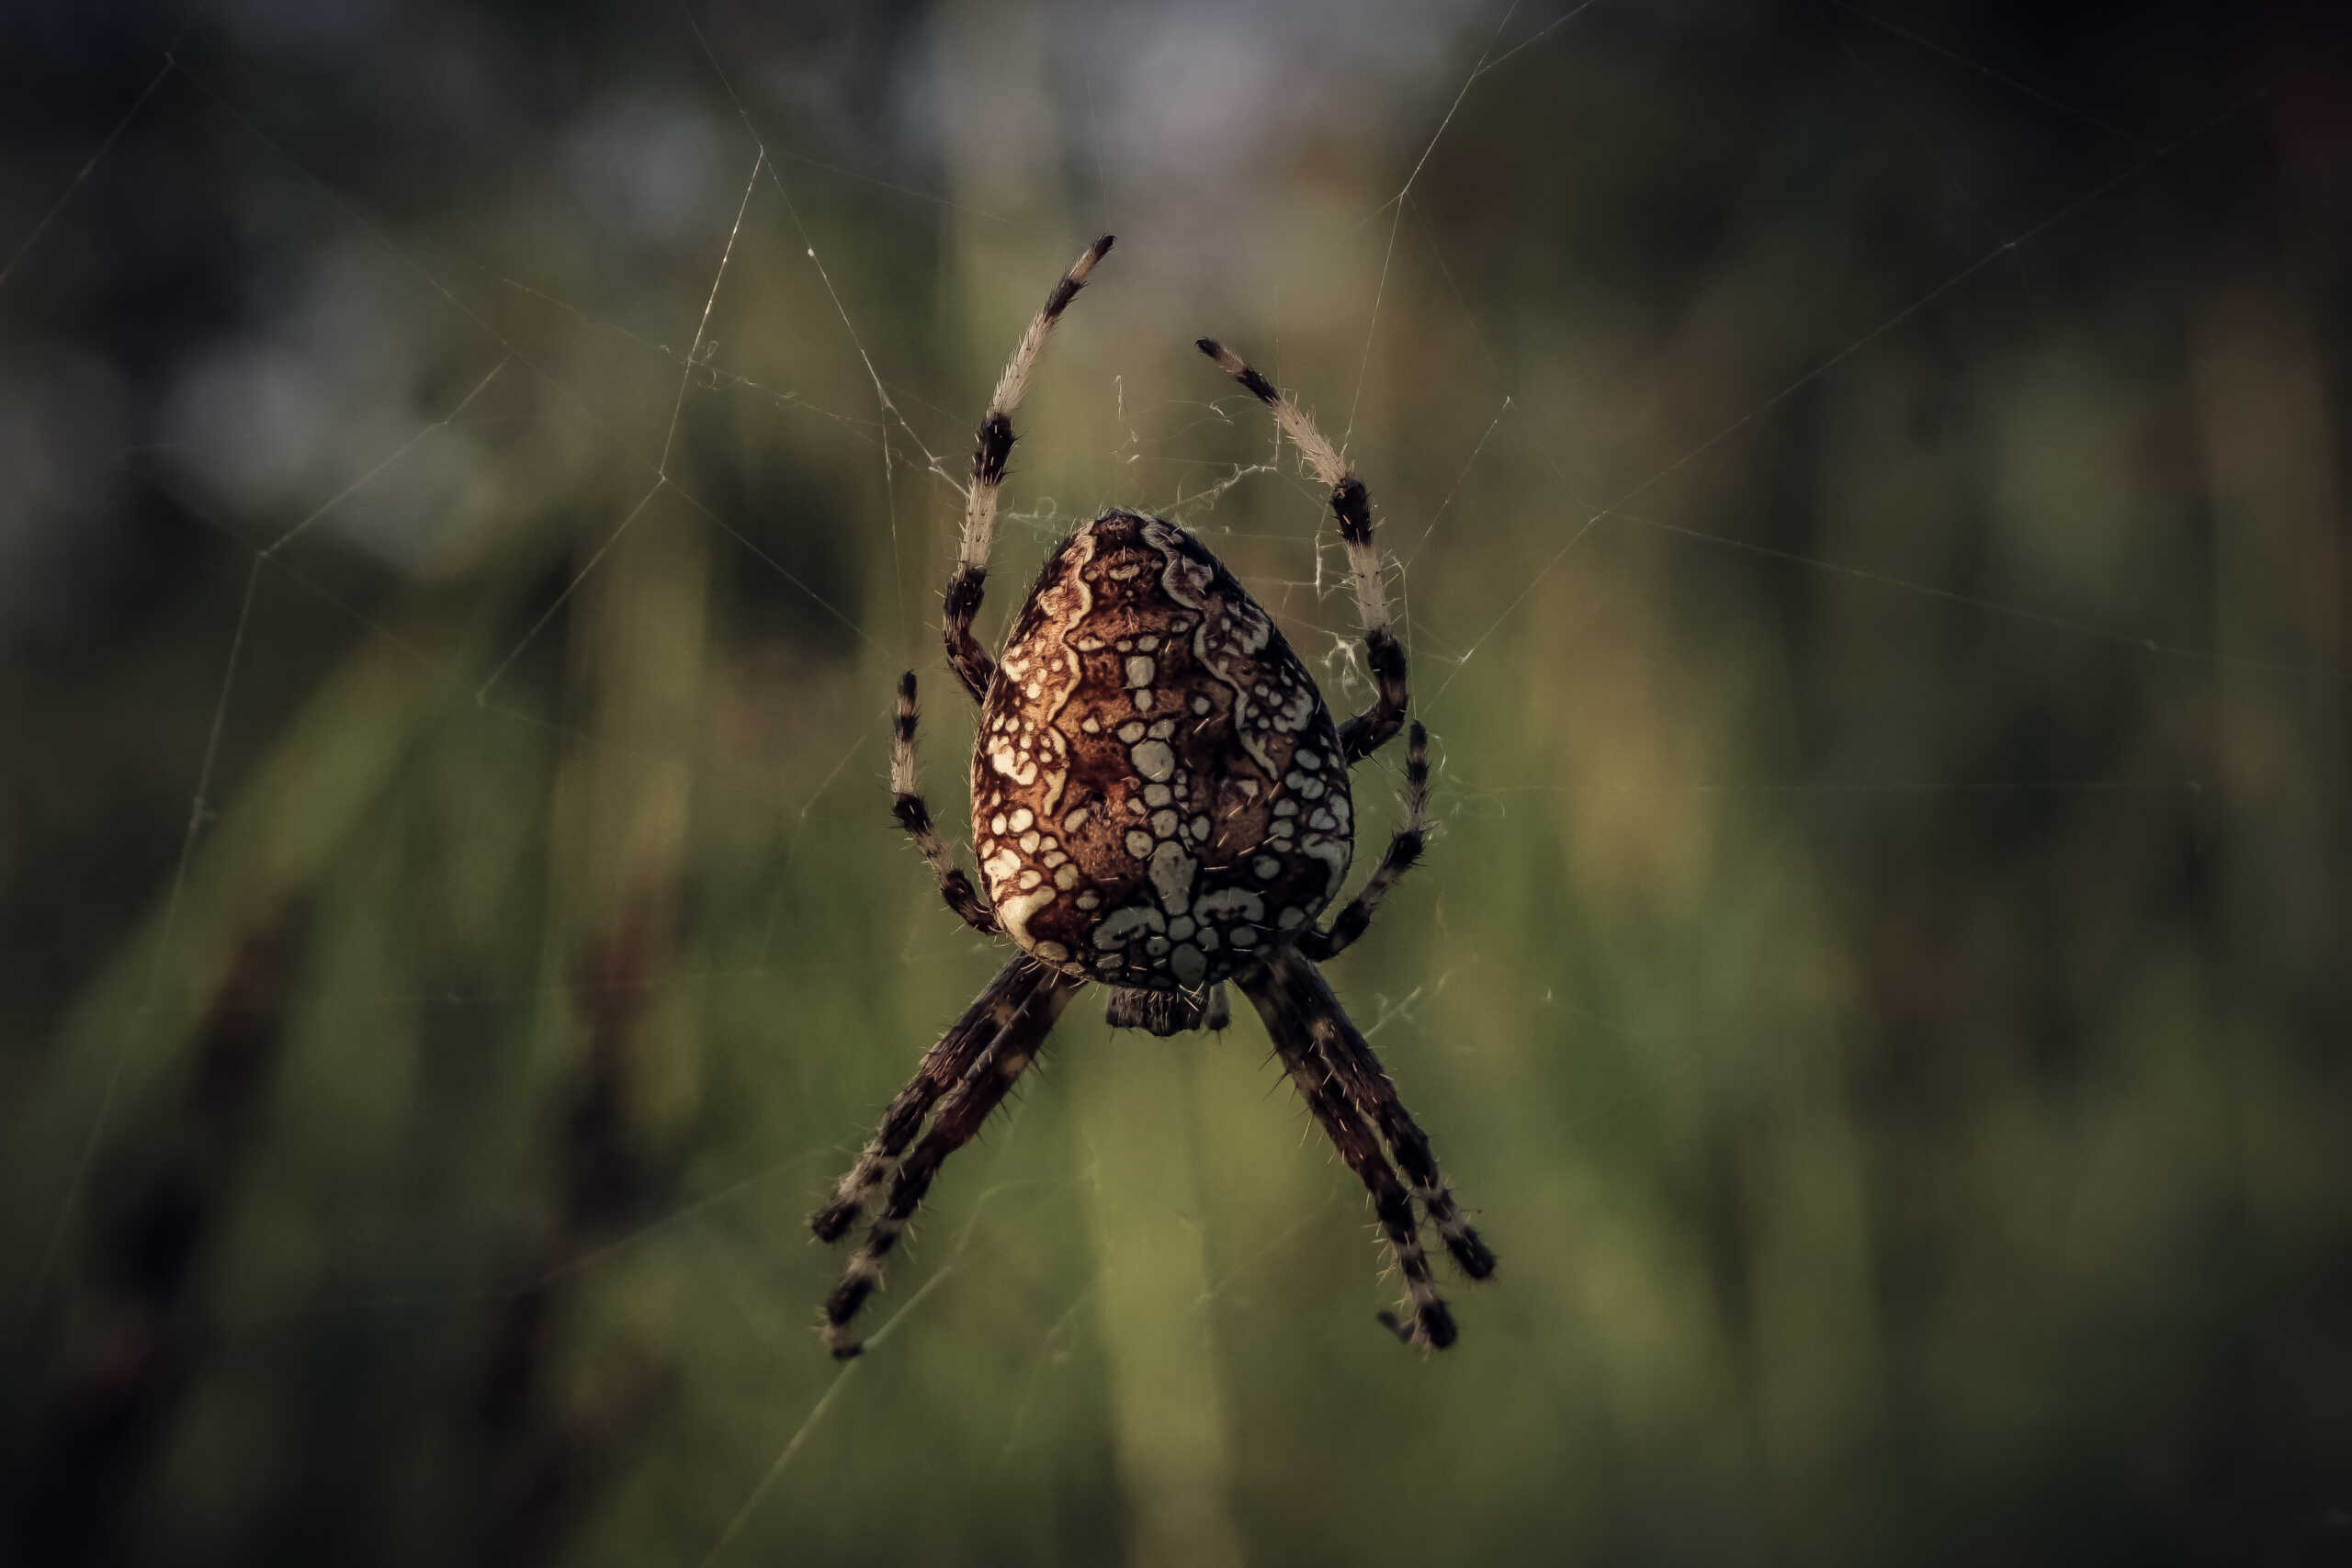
(1346, 0, 1534, 448)
(171, 56, 882, 659)
(1, 56, 177, 290)
(1429, 78, 2292, 705)
(13, 354, 513, 1331)
(1826, 0, 2156, 147)
(663, 151, 764, 480)
(682, 4, 967, 652)
(695, 1180, 1035, 1568)
(6, 10, 2327, 1557)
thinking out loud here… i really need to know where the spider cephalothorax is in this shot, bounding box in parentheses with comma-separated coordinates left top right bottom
(811, 236, 1494, 1358)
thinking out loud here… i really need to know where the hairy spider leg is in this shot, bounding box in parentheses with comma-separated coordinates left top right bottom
(1192, 347, 1473, 1280)
(814, 245, 1492, 1359)
(1260, 946, 1494, 1283)
(944, 234, 1115, 705)
(808, 955, 1053, 1242)
(1303, 721, 1430, 963)
(1195, 338, 1408, 762)
(1238, 955, 1456, 1350)
(890, 671, 998, 934)
(821, 970, 1081, 1357)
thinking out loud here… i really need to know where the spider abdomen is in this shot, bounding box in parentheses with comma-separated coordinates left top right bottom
(971, 510, 1352, 990)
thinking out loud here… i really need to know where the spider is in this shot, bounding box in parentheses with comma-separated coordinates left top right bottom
(810, 235, 1496, 1358)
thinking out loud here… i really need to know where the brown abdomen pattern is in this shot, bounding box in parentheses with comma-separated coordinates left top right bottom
(971, 511, 1352, 989)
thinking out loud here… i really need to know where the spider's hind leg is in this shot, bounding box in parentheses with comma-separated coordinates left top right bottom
(821, 969, 1080, 1357)
(1238, 956, 1461, 1349)
(1264, 948, 1495, 1282)
(809, 955, 1048, 1242)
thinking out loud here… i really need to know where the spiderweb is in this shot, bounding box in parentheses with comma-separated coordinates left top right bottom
(4, 1, 2346, 1563)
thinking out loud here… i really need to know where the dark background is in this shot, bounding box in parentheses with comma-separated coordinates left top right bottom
(3, 1, 2346, 1563)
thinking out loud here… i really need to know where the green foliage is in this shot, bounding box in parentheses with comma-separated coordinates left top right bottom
(4, 3, 2346, 1563)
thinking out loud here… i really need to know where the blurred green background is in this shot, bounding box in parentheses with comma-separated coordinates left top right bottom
(4, 1, 2346, 1563)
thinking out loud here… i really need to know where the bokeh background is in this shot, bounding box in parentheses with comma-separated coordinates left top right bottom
(4, 1, 2347, 1563)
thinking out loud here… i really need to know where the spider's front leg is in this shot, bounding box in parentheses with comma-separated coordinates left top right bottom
(1196, 340, 1431, 954)
(943, 234, 1114, 704)
(1196, 338, 1408, 762)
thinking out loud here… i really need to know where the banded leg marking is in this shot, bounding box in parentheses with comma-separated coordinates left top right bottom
(821, 973, 1080, 1357)
(1238, 956, 1456, 1349)
(808, 957, 1047, 1242)
(890, 671, 997, 933)
(1304, 721, 1430, 962)
(1262, 948, 1494, 1283)
(945, 235, 1115, 704)
(1195, 337, 1408, 761)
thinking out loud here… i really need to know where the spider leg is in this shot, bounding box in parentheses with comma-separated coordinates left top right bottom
(890, 671, 998, 934)
(944, 234, 1115, 705)
(1260, 949, 1495, 1283)
(1302, 721, 1430, 963)
(821, 970, 1080, 1357)
(1237, 958, 1457, 1349)
(808, 954, 1052, 1242)
(1196, 339, 1408, 762)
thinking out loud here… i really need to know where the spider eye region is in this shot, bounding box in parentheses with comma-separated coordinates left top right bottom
(969, 510, 1351, 989)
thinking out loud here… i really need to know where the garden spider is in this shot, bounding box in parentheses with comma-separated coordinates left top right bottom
(811, 235, 1496, 1357)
